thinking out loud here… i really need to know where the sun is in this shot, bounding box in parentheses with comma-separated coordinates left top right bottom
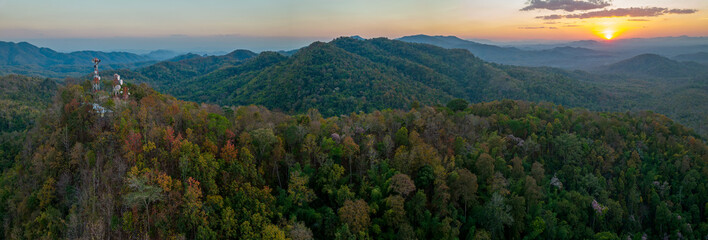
(602, 30, 615, 40)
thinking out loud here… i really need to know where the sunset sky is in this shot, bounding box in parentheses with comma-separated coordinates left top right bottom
(1, 0, 706, 51)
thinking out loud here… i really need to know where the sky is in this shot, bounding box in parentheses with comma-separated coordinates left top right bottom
(0, 0, 706, 52)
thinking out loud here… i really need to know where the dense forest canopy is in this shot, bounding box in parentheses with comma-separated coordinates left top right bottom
(0, 74, 58, 170)
(1, 82, 706, 239)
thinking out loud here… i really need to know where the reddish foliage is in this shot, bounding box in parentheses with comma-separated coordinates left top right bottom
(221, 140, 238, 163)
(125, 131, 142, 153)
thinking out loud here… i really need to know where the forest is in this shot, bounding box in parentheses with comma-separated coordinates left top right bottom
(0, 81, 706, 239)
(93, 37, 708, 137)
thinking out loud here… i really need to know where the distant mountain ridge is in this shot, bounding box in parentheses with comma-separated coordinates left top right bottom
(673, 52, 708, 64)
(597, 53, 708, 78)
(0, 41, 153, 66)
(0, 41, 181, 77)
(397, 34, 619, 69)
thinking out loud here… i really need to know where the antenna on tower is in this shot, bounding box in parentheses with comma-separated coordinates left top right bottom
(92, 58, 101, 92)
(112, 74, 122, 98)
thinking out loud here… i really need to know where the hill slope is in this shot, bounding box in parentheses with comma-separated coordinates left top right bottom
(0, 74, 58, 169)
(673, 52, 708, 64)
(1, 84, 706, 239)
(597, 54, 708, 78)
(115, 37, 611, 116)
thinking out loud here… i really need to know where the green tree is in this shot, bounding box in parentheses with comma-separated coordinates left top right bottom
(447, 98, 469, 112)
(123, 176, 163, 235)
(482, 193, 513, 239)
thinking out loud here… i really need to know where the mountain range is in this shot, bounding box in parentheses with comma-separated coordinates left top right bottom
(596, 54, 708, 78)
(1, 36, 707, 136)
(397, 35, 708, 70)
(0, 41, 185, 77)
(99, 37, 613, 117)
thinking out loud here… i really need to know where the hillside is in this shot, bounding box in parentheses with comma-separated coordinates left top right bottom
(673, 52, 708, 65)
(110, 37, 610, 117)
(123, 49, 258, 87)
(1, 84, 706, 239)
(0, 74, 58, 170)
(85, 37, 708, 136)
(597, 54, 708, 78)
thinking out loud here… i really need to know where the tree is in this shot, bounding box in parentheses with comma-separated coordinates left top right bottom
(261, 225, 287, 240)
(383, 195, 407, 227)
(38, 177, 56, 209)
(415, 165, 435, 189)
(288, 222, 314, 240)
(251, 128, 278, 160)
(482, 193, 513, 239)
(450, 169, 477, 215)
(338, 199, 370, 234)
(288, 168, 316, 206)
(511, 157, 524, 179)
(182, 177, 207, 238)
(530, 162, 544, 183)
(447, 98, 469, 112)
(123, 176, 163, 235)
(395, 127, 409, 146)
(220, 140, 238, 163)
(476, 153, 495, 182)
(389, 173, 416, 197)
(342, 136, 360, 179)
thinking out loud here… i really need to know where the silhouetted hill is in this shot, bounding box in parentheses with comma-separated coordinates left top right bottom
(597, 54, 708, 78)
(397, 34, 617, 69)
(397, 34, 523, 61)
(143, 49, 181, 60)
(0, 41, 163, 77)
(167, 53, 203, 62)
(673, 52, 708, 64)
(0, 41, 152, 66)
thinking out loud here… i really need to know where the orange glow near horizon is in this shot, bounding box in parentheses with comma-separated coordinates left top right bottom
(587, 19, 627, 41)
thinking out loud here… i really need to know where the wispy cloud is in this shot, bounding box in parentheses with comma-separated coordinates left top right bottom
(518, 26, 546, 29)
(627, 19, 649, 22)
(537, 7, 697, 19)
(537, 15, 564, 20)
(521, 0, 611, 12)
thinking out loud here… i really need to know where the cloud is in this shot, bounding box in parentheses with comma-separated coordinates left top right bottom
(518, 26, 546, 29)
(537, 14, 564, 20)
(521, 0, 611, 12)
(627, 19, 649, 22)
(668, 9, 697, 14)
(537, 7, 697, 19)
(564, 24, 581, 27)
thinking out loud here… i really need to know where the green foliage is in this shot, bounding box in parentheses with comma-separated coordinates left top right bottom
(447, 98, 469, 111)
(1, 84, 707, 240)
